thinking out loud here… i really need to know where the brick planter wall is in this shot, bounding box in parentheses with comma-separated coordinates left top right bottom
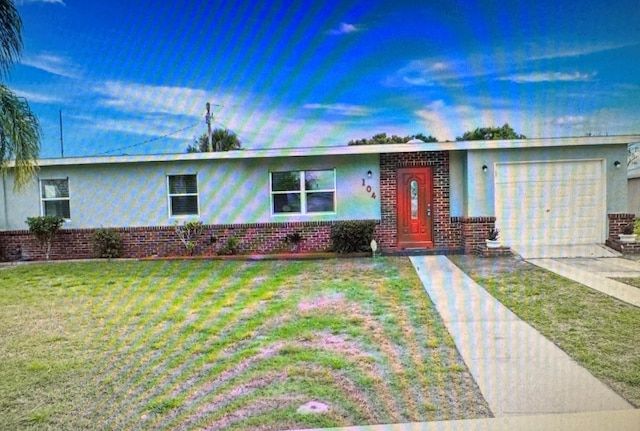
(378, 151, 460, 252)
(476, 246, 512, 257)
(606, 239, 640, 254)
(460, 216, 497, 254)
(606, 213, 638, 254)
(0, 220, 378, 262)
(608, 213, 636, 239)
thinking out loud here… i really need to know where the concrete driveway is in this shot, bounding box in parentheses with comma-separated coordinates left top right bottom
(512, 243, 620, 259)
(527, 257, 640, 307)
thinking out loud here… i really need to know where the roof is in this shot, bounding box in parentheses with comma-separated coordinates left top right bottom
(29, 134, 640, 167)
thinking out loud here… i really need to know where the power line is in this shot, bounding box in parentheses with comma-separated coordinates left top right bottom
(97, 122, 200, 155)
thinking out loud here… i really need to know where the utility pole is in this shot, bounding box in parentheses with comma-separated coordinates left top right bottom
(205, 102, 213, 152)
(59, 110, 64, 158)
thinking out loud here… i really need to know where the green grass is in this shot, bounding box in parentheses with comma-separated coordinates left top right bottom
(612, 277, 640, 289)
(0, 258, 489, 430)
(449, 255, 640, 407)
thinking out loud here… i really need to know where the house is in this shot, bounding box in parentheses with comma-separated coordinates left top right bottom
(0, 135, 637, 260)
(629, 167, 640, 217)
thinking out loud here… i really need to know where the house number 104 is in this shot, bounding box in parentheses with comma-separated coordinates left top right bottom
(361, 178, 376, 199)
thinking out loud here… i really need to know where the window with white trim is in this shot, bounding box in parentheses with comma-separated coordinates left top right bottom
(167, 174, 199, 216)
(40, 179, 71, 219)
(271, 169, 335, 214)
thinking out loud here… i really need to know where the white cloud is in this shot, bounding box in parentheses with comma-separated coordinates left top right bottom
(13, 89, 63, 104)
(16, 0, 65, 4)
(94, 81, 218, 117)
(87, 80, 365, 150)
(527, 41, 639, 61)
(327, 22, 359, 35)
(303, 103, 371, 116)
(414, 100, 527, 141)
(20, 54, 79, 78)
(385, 58, 477, 87)
(552, 115, 586, 126)
(499, 71, 597, 83)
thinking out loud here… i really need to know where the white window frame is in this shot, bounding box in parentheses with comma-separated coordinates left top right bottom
(167, 174, 200, 217)
(270, 169, 336, 216)
(40, 178, 71, 220)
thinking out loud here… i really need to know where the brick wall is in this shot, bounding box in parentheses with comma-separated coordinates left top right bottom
(0, 220, 378, 261)
(605, 213, 639, 254)
(459, 216, 497, 254)
(607, 213, 635, 239)
(378, 151, 461, 252)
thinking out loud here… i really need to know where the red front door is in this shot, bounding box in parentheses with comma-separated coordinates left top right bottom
(397, 167, 433, 248)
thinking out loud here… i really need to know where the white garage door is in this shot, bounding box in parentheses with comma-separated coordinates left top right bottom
(495, 160, 606, 248)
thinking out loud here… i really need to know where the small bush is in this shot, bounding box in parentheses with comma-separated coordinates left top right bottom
(175, 220, 205, 255)
(218, 236, 240, 255)
(25, 216, 65, 260)
(284, 231, 303, 252)
(92, 228, 123, 258)
(330, 221, 376, 254)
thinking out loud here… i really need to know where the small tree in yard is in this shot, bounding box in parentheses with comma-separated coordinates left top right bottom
(175, 220, 205, 255)
(26, 216, 64, 260)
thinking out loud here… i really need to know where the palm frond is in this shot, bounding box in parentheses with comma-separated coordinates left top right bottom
(0, 84, 41, 189)
(0, 0, 22, 76)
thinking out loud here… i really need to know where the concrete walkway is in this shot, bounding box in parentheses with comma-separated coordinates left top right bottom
(300, 410, 640, 431)
(529, 258, 640, 308)
(409, 255, 633, 417)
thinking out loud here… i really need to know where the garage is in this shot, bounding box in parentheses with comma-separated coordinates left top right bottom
(494, 159, 606, 250)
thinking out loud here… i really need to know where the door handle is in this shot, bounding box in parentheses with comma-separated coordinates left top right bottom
(427, 203, 431, 217)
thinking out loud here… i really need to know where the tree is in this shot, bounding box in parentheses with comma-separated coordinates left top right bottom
(456, 123, 525, 141)
(0, 0, 41, 189)
(186, 128, 242, 152)
(26, 215, 64, 260)
(348, 133, 438, 145)
(628, 144, 640, 168)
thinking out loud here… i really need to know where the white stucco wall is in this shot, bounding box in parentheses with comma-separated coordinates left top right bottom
(628, 177, 640, 217)
(463, 144, 629, 216)
(448, 150, 466, 216)
(0, 153, 381, 230)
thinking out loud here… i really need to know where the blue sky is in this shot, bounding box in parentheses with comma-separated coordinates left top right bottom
(11, 0, 640, 158)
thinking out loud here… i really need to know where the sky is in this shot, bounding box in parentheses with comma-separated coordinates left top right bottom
(10, 0, 640, 158)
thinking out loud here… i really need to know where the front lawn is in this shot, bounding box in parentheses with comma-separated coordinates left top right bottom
(0, 258, 489, 430)
(612, 277, 640, 289)
(449, 255, 640, 407)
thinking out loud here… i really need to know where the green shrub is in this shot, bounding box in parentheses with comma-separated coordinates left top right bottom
(25, 216, 65, 260)
(92, 228, 123, 258)
(175, 220, 205, 255)
(330, 221, 376, 254)
(218, 236, 240, 255)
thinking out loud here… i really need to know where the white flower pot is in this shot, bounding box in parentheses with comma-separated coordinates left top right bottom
(485, 239, 501, 249)
(618, 234, 637, 243)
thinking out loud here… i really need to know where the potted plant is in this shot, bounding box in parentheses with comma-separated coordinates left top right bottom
(618, 222, 637, 243)
(486, 228, 501, 249)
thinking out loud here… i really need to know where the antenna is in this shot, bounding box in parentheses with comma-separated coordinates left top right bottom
(59, 110, 64, 158)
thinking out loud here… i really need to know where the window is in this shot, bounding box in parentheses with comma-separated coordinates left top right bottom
(271, 169, 335, 214)
(168, 174, 199, 216)
(40, 179, 71, 219)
